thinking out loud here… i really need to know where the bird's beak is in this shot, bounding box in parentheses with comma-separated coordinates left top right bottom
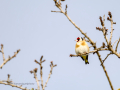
(75, 40, 77, 42)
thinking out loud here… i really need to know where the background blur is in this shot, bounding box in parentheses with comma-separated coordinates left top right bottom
(0, 0, 120, 90)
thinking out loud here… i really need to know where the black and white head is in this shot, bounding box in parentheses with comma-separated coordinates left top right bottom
(75, 37, 84, 42)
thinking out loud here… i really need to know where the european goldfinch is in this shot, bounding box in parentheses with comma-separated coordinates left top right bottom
(75, 37, 90, 64)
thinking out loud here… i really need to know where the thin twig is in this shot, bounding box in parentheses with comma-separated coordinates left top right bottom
(34, 56, 56, 90)
(101, 52, 112, 65)
(65, 5, 67, 15)
(43, 61, 56, 90)
(33, 68, 40, 90)
(102, 15, 109, 45)
(1, 44, 5, 61)
(0, 49, 20, 69)
(0, 81, 28, 90)
(115, 38, 120, 52)
(51, 11, 62, 13)
(112, 40, 118, 47)
(59, 0, 61, 6)
(109, 12, 113, 44)
(40, 56, 44, 89)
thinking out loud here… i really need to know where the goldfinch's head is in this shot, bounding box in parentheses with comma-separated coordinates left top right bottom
(75, 37, 83, 42)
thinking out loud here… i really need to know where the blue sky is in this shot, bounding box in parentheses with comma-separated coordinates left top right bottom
(0, 0, 120, 90)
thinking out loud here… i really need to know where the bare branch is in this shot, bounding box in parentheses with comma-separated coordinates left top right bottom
(65, 5, 67, 15)
(70, 48, 108, 57)
(0, 81, 28, 90)
(59, 0, 61, 6)
(112, 40, 118, 47)
(115, 38, 120, 52)
(0, 74, 28, 90)
(33, 68, 40, 90)
(101, 52, 112, 65)
(34, 56, 56, 90)
(0, 49, 20, 69)
(108, 11, 114, 45)
(43, 61, 56, 90)
(102, 15, 109, 44)
(51, 11, 62, 13)
(1, 44, 5, 61)
(40, 56, 44, 89)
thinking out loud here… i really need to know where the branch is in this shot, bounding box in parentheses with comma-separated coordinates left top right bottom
(33, 68, 40, 90)
(108, 11, 114, 44)
(52, 1, 95, 46)
(101, 52, 112, 65)
(70, 49, 108, 57)
(0, 44, 5, 61)
(112, 40, 118, 47)
(43, 61, 57, 90)
(115, 38, 120, 52)
(0, 74, 28, 90)
(51, 11, 62, 13)
(0, 49, 20, 69)
(97, 13, 120, 58)
(40, 56, 44, 89)
(0, 81, 28, 90)
(101, 15, 109, 44)
(34, 56, 57, 90)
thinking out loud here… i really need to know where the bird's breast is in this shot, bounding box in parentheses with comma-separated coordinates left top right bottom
(75, 45, 89, 54)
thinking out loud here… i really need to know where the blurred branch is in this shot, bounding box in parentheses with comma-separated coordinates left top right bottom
(30, 68, 40, 90)
(0, 46, 20, 69)
(34, 56, 57, 90)
(115, 38, 120, 52)
(43, 61, 57, 90)
(112, 40, 118, 47)
(51, 11, 62, 13)
(40, 56, 44, 89)
(0, 44, 5, 61)
(0, 74, 28, 90)
(108, 11, 114, 44)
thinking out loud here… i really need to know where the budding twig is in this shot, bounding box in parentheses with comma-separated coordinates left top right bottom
(0, 81, 28, 90)
(0, 48, 20, 69)
(33, 68, 40, 90)
(40, 56, 44, 89)
(108, 11, 114, 45)
(65, 5, 67, 15)
(43, 61, 57, 90)
(33, 56, 57, 90)
(1, 44, 5, 61)
(0, 74, 28, 90)
(115, 38, 120, 52)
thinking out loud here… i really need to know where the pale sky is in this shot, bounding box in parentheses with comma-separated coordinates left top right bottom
(0, 0, 120, 90)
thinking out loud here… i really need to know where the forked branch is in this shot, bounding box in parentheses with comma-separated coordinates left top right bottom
(34, 56, 57, 90)
(0, 44, 20, 69)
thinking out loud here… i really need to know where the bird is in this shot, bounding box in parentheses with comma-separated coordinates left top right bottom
(75, 37, 90, 64)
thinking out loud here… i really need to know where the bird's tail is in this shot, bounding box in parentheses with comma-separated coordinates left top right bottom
(85, 59, 89, 64)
